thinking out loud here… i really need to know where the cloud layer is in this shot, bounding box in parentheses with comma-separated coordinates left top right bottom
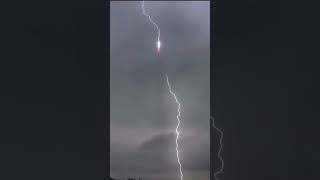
(110, 1, 210, 180)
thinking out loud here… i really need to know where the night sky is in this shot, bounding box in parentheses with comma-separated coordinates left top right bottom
(111, 1, 209, 180)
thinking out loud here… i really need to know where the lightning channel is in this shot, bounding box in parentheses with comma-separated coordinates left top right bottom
(166, 74, 183, 180)
(141, 1, 161, 52)
(140, 2, 184, 179)
(211, 117, 224, 180)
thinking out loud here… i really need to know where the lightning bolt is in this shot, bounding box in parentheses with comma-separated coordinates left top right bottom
(141, 2, 184, 180)
(166, 74, 184, 180)
(141, 1, 161, 52)
(211, 117, 224, 180)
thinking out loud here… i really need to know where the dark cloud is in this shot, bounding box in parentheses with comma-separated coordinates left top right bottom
(111, 1, 209, 180)
(138, 132, 175, 151)
(134, 132, 177, 173)
(137, 132, 210, 171)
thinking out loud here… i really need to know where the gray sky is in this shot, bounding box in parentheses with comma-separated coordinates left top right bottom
(110, 1, 210, 180)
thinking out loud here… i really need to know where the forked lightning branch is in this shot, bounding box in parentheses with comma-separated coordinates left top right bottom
(212, 117, 224, 180)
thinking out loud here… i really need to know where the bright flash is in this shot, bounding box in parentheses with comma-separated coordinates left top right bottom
(157, 40, 161, 52)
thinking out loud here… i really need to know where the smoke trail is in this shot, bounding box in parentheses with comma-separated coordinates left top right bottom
(166, 74, 183, 180)
(211, 117, 224, 180)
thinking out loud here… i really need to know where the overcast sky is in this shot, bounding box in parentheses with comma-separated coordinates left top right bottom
(110, 1, 210, 180)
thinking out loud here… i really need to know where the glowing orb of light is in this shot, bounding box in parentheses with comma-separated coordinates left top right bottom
(157, 40, 161, 52)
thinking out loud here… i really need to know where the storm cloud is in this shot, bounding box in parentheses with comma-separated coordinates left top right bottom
(110, 1, 210, 180)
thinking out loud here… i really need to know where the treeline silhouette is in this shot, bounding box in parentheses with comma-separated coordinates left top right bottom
(109, 177, 142, 180)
